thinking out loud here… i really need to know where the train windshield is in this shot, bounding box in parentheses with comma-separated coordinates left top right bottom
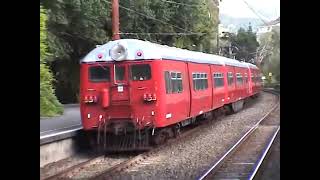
(115, 66, 125, 81)
(130, 64, 151, 81)
(89, 65, 110, 82)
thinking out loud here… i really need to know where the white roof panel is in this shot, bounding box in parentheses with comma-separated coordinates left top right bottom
(81, 39, 258, 69)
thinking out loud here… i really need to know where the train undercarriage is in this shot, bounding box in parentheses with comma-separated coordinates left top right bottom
(86, 94, 259, 152)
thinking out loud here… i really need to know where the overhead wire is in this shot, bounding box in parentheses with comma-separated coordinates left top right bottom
(240, 0, 269, 25)
(104, 0, 195, 33)
(159, 0, 202, 7)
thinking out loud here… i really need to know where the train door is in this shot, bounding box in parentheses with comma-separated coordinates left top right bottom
(162, 60, 190, 126)
(188, 63, 212, 118)
(127, 61, 155, 125)
(225, 65, 236, 103)
(211, 64, 225, 109)
(239, 68, 246, 98)
(244, 69, 249, 96)
(248, 68, 253, 95)
(111, 63, 130, 104)
(251, 69, 256, 94)
(234, 67, 241, 99)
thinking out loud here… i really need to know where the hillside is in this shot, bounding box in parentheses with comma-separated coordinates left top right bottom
(219, 14, 263, 32)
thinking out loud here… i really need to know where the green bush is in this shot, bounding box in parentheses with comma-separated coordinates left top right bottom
(40, 6, 63, 117)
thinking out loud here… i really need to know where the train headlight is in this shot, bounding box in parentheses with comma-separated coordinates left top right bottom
(110, 42, 128, 61)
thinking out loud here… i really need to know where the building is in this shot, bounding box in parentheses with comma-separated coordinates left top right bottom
(256, 17, 280, 41)
(218, 24, 237, 38)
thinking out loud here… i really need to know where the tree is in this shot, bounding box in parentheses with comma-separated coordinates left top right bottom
(230, 24, 259, 62)
(42, 0, 113, 103)
(260, 28, 280, 83)
(40, 6, 63, 117)
(42, 0, 220, 103)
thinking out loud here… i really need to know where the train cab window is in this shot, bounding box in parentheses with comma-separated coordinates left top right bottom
(193, 72, 208, 90)
(115, 66, 125, 81)
(165, 71, 183, 94)
(213, 73, 224, 88)
(251, 73, 254, 82)
(89, 65, 110, 82)
(130, 64, 151, 81)
(227, 72, 233, 85)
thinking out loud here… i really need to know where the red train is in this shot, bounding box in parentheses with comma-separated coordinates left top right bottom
(80, 39, 262, 150)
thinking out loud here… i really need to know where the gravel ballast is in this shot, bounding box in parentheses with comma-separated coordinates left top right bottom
(96, 92, 279, 180)
(41, 92, 279, 180)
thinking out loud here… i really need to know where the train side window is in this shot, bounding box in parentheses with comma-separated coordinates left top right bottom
(192, 73, 197, 91)
(165, 71, 172, 94)
(193, 72, 208, 90)
(176, 72, 183, 92)
(200, 74, 204, 89)
(165, 71, 183, 94)
(196, 73, 201, 90)
(236, 73, 243, 85)
(227, 72, 233, 85)
(213, 73, 224, 88)
(204, 73, 208, 89)
(251, 73, 254, 82)
(130, 64, 151, 81)
(89, 65, 110, 82)
(171, 72, 178, 93)
(244, 73, 248, 83)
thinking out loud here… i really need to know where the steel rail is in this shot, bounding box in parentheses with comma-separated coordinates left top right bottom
(197, 90, 279, 180)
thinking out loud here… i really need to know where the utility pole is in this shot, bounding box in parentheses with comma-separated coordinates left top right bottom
(217, 33, 220, 55)
(112, 0, 120, 40)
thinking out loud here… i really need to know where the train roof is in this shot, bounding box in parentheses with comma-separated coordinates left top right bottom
(81, 39, 259, 69)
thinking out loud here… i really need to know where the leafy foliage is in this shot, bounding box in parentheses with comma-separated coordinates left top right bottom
(40, 6, 63, 117)
(231, 25, 259, 62)
(42, 0, 219, 103)
(260, 27, 280, 83)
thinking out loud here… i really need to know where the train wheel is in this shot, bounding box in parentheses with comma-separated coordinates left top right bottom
(152, 129, 168, 145)
(173, 125, 181, 138)
(232, 100, 244, 113)
(224, 105, 234, 115)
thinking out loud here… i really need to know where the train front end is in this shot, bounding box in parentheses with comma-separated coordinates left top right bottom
(80, 40, 160, 151)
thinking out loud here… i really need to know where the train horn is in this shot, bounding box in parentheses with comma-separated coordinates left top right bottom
(110, 42, 128, 61)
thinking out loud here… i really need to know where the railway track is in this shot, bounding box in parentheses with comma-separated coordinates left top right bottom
(197, 89, 280, 180)
(42, 115, 214, 180)
(42, 90, 279, 180)
(90, 120, 215, 180)
(91, 91, 280, 180)
(41, 153, 133, 180)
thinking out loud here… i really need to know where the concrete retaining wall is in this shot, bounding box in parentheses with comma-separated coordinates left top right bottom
(40, 137, 78, 167)
(40, 130, 89, 167)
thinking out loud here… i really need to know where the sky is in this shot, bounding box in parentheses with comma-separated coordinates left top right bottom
(219, 0, 280, 21)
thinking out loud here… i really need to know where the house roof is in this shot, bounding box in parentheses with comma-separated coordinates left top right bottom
(266, 17, 280, 26)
